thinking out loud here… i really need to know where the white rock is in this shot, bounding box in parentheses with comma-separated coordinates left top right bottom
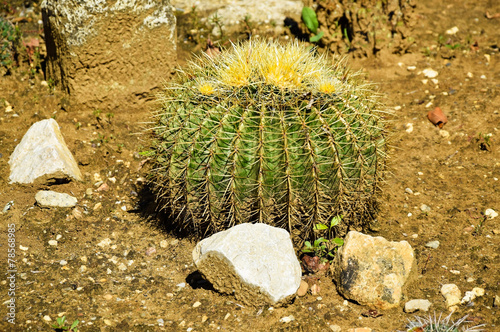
(35, 190, 77, 208)
(279, 315, 295, 323)
(97, 238, 112, 248)
(485, 208, 498, 219)
(461, 287, 485, 304)
(405, 123, 414, 133)
(423, 68, 438, 78)
(404, 299, 432, 313)
(193, 223, 301, 306)
(445, 26, 459, 35)
(19, 245, 29, 251)
(439, 130, 450, 139)
(48, 240, 58, 246)
(329, 325, 342, 332)
(407, 66, 416, 71)
(405, 188, 414, 195)
(8, 119, 82, 184)
(420, 204, 431, 213)
(441, 284, 461, 307)
(425, 240, 440, 249)
(43, 315, 52, 322)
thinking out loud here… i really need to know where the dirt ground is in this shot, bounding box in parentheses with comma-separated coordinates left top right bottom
(1, 0, 499, 331)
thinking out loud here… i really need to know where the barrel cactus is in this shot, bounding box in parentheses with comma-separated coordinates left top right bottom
(149, 39, 388, 242)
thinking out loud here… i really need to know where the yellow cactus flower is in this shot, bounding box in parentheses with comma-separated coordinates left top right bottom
(198, 83, 215, 95)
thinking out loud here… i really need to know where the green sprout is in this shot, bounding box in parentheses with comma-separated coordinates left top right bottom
(51, 316, 79, 331)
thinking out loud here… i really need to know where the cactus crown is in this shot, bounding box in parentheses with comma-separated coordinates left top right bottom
(150, 39, 388, 242)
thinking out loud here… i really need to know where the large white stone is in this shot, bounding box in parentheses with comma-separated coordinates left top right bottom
(332, 231, 417, 309)
(9, 119, 82, 184)
(192, 223, 301, 306)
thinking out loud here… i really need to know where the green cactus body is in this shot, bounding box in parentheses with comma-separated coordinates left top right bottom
(150, 40, 388, 242)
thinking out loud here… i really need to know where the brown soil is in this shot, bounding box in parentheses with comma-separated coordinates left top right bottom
(1, 0, 499, 331)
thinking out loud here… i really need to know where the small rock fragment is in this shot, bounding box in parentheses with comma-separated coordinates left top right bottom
(43, 315, 52, 322)
(145, 247, 157, 256)
(280, 315, 294, 323)
(96, 182, 109, 192)
(19, 245, 29, 251)
(160, 240, 168, 248)
(425, 240, 440, 249)
(485, 208, 498, 219)
(420, 204, 431, 213)
(97, 238, 112, 248)
(2, 201, 14, 213)
(405, 123, 414, 133)
(193, 301, 201, 308)
(35, 191, 77, 208)
(446, 26, 459, 35)
(329, 325, 342, 332)
(461, 291, 477, 304)
(310, 283, 321, 295)
(494, 295, 500, 307)
(93, 202, 102, 211)
(405, 188, 413, 195)
(404, 299, 432, 313)
(423, 68, 438, 78)
(441, 284, 461, 307)
(48, 240, 58, 246)
(297, 280, 308, 297)
(439, 130, 450, 139)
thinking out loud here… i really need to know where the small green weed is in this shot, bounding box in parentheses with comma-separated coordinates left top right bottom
(302, 215, 344, 262)
(302, 6, 324, 44)
(51, 316, 79, 331)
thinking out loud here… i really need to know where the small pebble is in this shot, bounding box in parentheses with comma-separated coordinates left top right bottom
(19, 245, 29, 251)
(43, 315, 52, 322)
(160, 240, 169, 248)
(329, 325, 342, 332)
(93, 202, 102, 211)
(79, 265, 87, 273)
(441, 284, 461, 307)
(420, 204, 431, 213)
(425, 240, 440, 249)
(48, 240, 58, 246)
(56, 234, 62, 240)
(405, 123, 414, 133)
(423, 68, 438, 78)
(405, 188, 413, 195)
(145, 247, 157, 256)
(224, 313, 231, 320)
(60, 260, 67, 266)
(280, 315, 295, 323)
(193, 301, 201, 308)
(404, 299, 432, 313)
(297, 280, 308, 297)
(485, 208, 498, 219)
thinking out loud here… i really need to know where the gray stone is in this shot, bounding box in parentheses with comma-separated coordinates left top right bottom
(35, 191, 77, 208)
(9, 119, 82, 184)
(425, 240, 440, 249)
(404, 299, 432, 313)
(332, 231, 416, 310)
(192, 223, 301, 306)
(441, 284, 461, 307)
(42, 0, 176, 112)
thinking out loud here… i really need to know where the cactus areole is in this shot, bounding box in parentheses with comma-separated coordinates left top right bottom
(150, 40, 388, 243)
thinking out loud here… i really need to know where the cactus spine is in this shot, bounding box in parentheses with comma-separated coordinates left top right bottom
(150, 39, 388, 242)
